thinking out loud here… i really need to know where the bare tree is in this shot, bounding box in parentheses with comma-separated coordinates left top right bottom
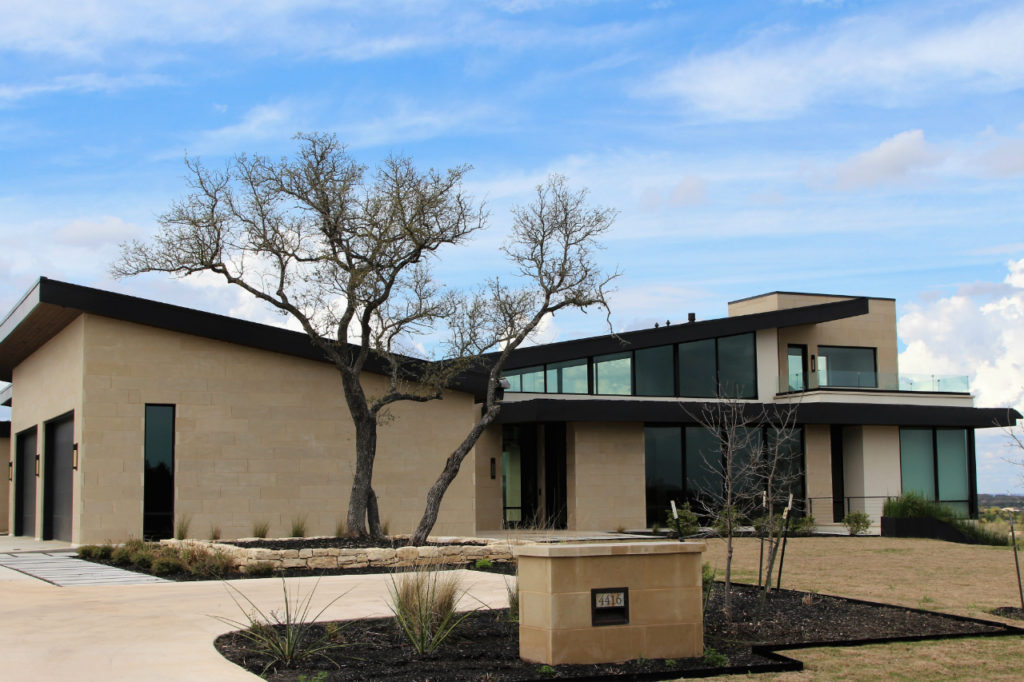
(410, 175, 617, 545)
(685, 398, 802, 619)
(113, 133, 485, 538)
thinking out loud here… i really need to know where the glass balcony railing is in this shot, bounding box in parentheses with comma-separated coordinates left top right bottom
(779, 371, 970, 394)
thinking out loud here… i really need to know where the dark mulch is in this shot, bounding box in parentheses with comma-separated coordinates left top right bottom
(225, 536, 488, 551)
(215, 582, 1021, 681)
(990, 606, 1024, 621)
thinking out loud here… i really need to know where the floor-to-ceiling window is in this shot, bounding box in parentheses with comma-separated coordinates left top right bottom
(899, 427, 972, 517)
(144, 404, 175, 540)
(818, 346, 876, 388)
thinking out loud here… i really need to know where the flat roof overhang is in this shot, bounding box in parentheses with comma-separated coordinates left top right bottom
(0, 277, 490, 399)
(493, 397, 1021, 428)
(501, 297, 871, 370)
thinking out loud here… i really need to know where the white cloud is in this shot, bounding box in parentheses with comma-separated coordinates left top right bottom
(169, 101, 307, 157)
(337, 101, 507, 148)
(835, 130, 942, 190)
(0, 72, 170, 104)
(644, 4, 1024, 120)
(898, 259, 1024, 412)
(54, 215, 141, 246)
(973, 125, 1024, 177)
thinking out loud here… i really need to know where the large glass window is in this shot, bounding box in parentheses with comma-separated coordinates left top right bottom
(144, 404, 175, 540)
(644, 427, 683, 526)
(787, 345, 806, 391)
(900, 427, 971, 516)
(545, 359, 589, 394)
(678, 339, 717, 397)
(504, 365, 545, 393)
(685, 426, 722, 498)
(594, 352, 631, 395)
(635, 345, 674, 396)
(717, 333, 757, 398)
(819, 346, 876, 388)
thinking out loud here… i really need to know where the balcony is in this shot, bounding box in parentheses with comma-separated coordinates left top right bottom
(779, 371, 970, 395)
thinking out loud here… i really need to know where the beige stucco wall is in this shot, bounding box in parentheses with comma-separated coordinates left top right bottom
(8, 316, 85, 539)
(728, 292, 853, 317)
(0, 433, 8, 532)
(46, 313, 481, 544)
(840, 424, 900, 522)
(566, 422, 645, 531)
(474, 425, 504, 531)
(803, 424, 832, 520)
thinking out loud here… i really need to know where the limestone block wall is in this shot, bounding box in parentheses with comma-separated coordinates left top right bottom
(8, 316, 85, 540)
(74, 313, 479, 544)
(566, 422, 645, 531)
(803, 424, 832, 520)
(474, 425, 503, 532)
(517, 541, 706, 665)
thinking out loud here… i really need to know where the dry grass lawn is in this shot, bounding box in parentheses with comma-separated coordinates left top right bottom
(695, 536, 1024, 681)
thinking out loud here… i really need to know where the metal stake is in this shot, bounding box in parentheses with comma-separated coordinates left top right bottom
(776, 507, 793, 592)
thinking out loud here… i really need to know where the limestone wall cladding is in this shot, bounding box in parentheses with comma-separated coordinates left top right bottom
(0, 435, 9, 532)
(76, 313, 479, 544)
(567, 422, 645, 531)
(804, 424, 832, 509)
(474, 425, 503, 531)
(161, 537, 514, 571)
(8, 316, 85, 540)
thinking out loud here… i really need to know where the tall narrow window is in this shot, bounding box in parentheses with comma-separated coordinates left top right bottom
(899, 427, 971, 516)
(144, 404, 175, 540)
(678, 339, 716, 397)
(635, 345, 674, 396)
(717, 333, 757, 398)
(644, 427, 683, 526)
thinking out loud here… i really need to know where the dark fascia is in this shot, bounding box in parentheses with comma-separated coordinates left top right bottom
(501, 297, 870, 370)
(494, 397, 1021, 428)
(0, 278, 490, 400)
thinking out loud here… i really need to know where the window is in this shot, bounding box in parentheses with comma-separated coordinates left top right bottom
(144, 404, 175, 540)
(678, 339, 716, 397)
(504, 366, 545, 393)
(818, 346, 876, 388)
(678, 333, 756, 398)
(900, 427, 971, 517)
(644, 427, 683, 526)
(635, 345, 674, 396)
(685, 426, 722, 498)
(545, 359, 589, 394)
(717, 333, 757, 398)
(787, 345, 807, 391)
(594, 352, 631, 395)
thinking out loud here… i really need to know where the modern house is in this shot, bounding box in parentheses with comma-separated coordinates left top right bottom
(1, 278, 1017, 544)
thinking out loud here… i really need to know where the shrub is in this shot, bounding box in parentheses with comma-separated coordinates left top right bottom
(843, 511, 872, 536)
(252, 520, 271, 539)
(214, 577, 349, 675)
(701, 562, 716, 614)
(181, 545, 236, 578)
(246, 561, 278, 578)
(111, 545, 134, 566)
(209, 525, 222, 542)
(883, 492, 958, 523)
(474, 558, 493, 570)
(703, 647, 728, 667)
(504, 576, 519, 624)
(665, 502, 700, 538)
(94, 544, 114, 561)
(77, 545, 98, 560)
(387, 566, 474, 654)
(130, 548, 156, 570)
(290, 515, 308, 538)
(791, 514, 816, 536)
(175, 515, 192, 541)
(151, 555, 185, 576)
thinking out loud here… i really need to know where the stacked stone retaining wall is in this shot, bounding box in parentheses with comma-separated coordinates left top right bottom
(160, 537, 516, 572)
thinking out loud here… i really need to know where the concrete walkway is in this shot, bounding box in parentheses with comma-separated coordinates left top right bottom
(0, 567, 510, 681)
(0, 551, 168, 586)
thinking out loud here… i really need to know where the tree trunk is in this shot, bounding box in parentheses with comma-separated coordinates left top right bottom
(346, 416, 379, 537)
(367, 487, 383, 537)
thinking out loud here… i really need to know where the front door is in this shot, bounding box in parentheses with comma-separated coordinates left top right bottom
(15, 427, 38, 537)
(43, 413, 74, 542)
(787, 345, 808, 391)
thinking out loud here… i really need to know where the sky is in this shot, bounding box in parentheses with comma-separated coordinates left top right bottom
(1, 0, 1024, 493)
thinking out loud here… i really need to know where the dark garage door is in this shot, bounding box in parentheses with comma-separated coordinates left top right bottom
(44, 413, 74, 542)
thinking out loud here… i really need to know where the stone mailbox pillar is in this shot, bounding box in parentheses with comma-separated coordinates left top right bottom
(516, 541, 706, 665)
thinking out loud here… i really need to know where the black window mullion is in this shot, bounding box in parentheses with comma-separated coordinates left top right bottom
(931, 428, 940, 503)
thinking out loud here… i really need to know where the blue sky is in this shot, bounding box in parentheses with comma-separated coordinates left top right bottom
(2, 0, 1024, 492)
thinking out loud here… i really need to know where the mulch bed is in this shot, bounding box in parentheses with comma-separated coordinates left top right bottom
(990, 606, 1024, 621)
(214, 582, 1023, 681)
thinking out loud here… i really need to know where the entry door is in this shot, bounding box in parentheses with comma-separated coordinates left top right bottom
(43, 413, 74, 542)
(543, 423, 568, 530)
(15, 428, 38, 537)
(787, 345, 808, 391)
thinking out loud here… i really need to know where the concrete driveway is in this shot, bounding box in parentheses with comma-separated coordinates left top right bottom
(0, 565, 510, 680)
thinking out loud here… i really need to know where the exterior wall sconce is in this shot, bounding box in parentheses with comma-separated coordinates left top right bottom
(7, 461, 11, 482)
(73, 442, 79, 470)
(35, 454, 40, 476)
(490, 457, 496, 480)
(810, 355, 817, 372)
